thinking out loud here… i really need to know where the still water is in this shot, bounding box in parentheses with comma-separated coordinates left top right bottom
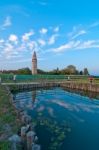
(13, 88, 99, 150)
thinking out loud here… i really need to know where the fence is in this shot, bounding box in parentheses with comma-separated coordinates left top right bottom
(0, 74, 91, 82)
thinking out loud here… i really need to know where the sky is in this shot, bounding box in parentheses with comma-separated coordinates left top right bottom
(0, 0, 99, 75)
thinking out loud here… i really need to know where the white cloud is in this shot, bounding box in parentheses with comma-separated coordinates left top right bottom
(54, 26, 59, 32)
(53, 41, 80, 52)
(4, 43, 13, 52)
(2, 22, 99, 61)
(38, 39, 46, 46)
(0, 39, 4, 43)
(76, 40, 99, 49)
(27, 41, 38, 50)
(68, 26, 77, 37)
(48, 34, 58, 45)
(0, 40, 4, 50)
(0, 31, 38, 60)
(68, 25, 86, 40)
(40, 28, 48, 34)
(2, 16, 12, 29)
(10, 58, 31, 63)
(71, 30, 86, 39)
(9, 34, 18, 43)
(2, 43, 14, 59)
(90, 21, 99, 28)
(52, 39, 99, 53)
(22, 30, 34, 41)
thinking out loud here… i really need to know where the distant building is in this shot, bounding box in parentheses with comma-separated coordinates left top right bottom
(32, 51, 37, 74)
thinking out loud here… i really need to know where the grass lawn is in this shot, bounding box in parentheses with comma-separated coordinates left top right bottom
(0, 85, 20, 149)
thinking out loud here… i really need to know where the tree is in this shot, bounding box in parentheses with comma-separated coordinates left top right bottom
(83, 68, 89, 75)
(1, 65, 90, 76)
(17, 68, 32, 75)
(79, 70, 83, 75)
(37, 69, 46, 74)
(67, 65, 77, 74)
(56, 67, 60, 74)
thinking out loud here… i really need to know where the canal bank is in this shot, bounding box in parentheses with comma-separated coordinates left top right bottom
(0, 85, 41, 150)
(12, 86, 99, 150)
(61, 82, 99, 92)
(3, 82, 60, 92)
(3, 81, 99, 93)
(1, 81, 99, 149)
(0, 85, 21, 149)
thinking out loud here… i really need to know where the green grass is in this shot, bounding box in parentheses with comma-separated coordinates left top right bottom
(0, 73, 99, 84)
(0, 141, 11, 150)
(0, 85, 20, 146)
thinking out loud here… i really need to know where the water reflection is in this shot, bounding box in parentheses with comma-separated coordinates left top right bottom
(32, 90, 37, 104)
(63, 87, 99, 100)
(51, 98, 99, 114)
(13, 88, 99, 150)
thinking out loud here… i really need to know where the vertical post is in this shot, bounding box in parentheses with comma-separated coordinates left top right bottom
(26, 131, 35, 150)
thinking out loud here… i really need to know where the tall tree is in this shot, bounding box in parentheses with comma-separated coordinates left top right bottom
(83, 68, 89, 75)
(67, 65, 77, 74)
(17, 68, 32, 75)
(79, 70, 83, 75)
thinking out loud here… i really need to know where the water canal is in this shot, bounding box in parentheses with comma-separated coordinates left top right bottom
(13, 87, 99, 150)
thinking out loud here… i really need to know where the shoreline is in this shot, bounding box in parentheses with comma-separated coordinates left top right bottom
(0, 85, 21, 149)
(0, 85, 41, 150)
(0, 82, 99, 149)
(2, 81, 99, 93)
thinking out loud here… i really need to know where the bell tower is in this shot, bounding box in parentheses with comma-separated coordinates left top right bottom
(32, 51, 37, 74)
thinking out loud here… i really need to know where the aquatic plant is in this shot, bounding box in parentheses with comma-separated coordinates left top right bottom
(32, 115, 71, 150)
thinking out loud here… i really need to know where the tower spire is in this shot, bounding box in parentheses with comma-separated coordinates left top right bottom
(32, 51, 37, 74)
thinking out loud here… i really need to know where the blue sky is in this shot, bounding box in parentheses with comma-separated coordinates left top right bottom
(0, 0, 99, 75)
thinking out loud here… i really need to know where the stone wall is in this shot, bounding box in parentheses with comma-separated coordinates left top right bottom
(8, 82, 60, 92)
(61, 82, 99, 92)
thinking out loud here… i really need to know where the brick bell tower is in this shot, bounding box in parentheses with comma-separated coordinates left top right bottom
(32, 51, 37, 74)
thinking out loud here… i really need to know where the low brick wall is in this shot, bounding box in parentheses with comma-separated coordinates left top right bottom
(7, 82, 60, 92)
(61, 82, 99, 92)
(3, 81, 99, 93)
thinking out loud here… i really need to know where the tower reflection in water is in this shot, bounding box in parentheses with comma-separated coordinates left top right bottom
(32, 90, 37, 104)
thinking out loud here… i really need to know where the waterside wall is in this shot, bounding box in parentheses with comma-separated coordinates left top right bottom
(61, 82, 99, 92)
(5, 82, 60, 92)
(3, 82, 99, 93)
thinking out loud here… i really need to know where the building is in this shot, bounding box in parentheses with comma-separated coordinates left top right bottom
(32, 51, 37, 74)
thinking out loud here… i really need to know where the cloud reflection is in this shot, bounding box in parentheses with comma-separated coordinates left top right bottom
(51, 99, 99, 114)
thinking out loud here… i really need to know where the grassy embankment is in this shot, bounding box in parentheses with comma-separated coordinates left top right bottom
(0, 85, 20, 150)
(2, 79, 99, 84)
(0, 74, 99, 84)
